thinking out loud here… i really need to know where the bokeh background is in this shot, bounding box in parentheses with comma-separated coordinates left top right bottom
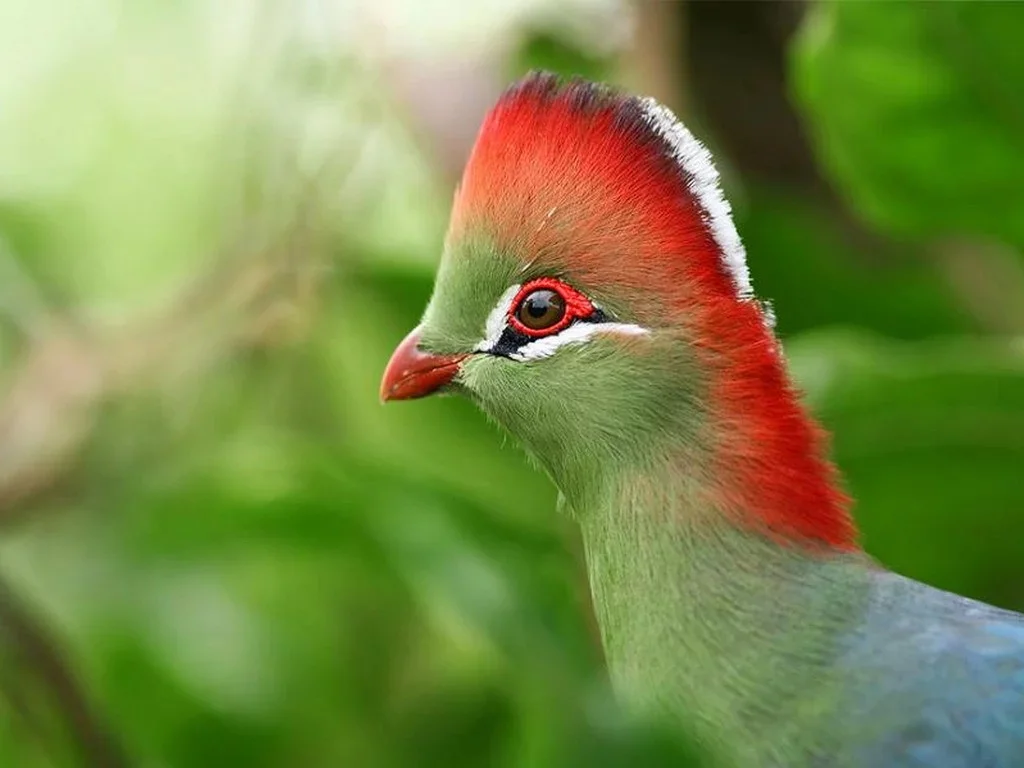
(1, 1, 1022, 766)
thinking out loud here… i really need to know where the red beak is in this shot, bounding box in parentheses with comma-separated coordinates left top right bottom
(380, 326, 467, 402)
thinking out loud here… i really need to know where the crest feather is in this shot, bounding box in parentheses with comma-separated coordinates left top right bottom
(452, 71, 753, 304)
(448, 72, 855, 550)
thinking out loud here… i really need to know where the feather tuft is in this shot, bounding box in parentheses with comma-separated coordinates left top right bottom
(452, 70, 753, 304)
(450, 72, 856, 550)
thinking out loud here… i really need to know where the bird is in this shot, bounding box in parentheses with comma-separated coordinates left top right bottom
(379, 71, 1024, 767)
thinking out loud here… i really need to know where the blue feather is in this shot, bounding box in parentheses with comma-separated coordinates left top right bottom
(841, 572, 1024, 766)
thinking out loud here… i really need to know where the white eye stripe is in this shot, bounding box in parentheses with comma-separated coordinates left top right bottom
(508, 322, 648, 361)
(476, 283, 520, 353)
(474, 283, 648, 360)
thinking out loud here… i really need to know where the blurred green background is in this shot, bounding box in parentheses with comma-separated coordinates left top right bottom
(0, 1, 1022, 766)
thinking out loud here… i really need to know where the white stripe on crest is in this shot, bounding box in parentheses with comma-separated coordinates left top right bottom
(639, 97, 753, 302)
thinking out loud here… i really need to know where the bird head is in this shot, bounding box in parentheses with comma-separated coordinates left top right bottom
(381, 72, 854, 547)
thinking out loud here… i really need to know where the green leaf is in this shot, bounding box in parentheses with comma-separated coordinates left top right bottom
(514, 31, 613, 83)
(739, 188, 971, 339)
(792, 2, 1024, 246)
(789, 330, 1024, 610)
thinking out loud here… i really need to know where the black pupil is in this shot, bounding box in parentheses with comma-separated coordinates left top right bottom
(518, 289, 565, 330)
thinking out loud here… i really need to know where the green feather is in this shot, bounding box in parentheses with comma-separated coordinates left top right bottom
(415, 228, 880, 765)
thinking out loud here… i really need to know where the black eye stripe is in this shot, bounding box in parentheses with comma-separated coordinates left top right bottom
(491, 327, 528, 358)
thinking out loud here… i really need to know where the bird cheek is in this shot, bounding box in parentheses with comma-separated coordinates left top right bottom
(454, 355, 531, 419)
(455, 354, 507, 397)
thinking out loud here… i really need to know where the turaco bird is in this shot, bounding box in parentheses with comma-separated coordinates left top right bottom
(379, 72, 1024, 767)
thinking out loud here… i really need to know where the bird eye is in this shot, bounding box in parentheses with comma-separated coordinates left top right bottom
(516, 289, 565, 331)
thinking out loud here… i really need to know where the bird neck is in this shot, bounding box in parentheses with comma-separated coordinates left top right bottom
(563, 326, 870, 760)
(575, 464, 874, 761)
(692, 299, 858, 550)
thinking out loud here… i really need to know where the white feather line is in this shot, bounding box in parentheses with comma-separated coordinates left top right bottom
(509, 322, 649, 362)
(476, 283, 520, 352)
(476, 285, 648, 360)
(639, 97, 753, 302)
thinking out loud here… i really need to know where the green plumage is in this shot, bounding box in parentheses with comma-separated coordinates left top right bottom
(384, 73, 1024, 767)
(418, 228, 871, 766)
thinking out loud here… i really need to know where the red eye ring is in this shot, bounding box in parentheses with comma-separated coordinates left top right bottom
(507, 278, 594, 338)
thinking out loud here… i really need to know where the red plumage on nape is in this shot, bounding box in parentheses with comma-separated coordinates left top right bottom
(450, 72, 856, 550)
